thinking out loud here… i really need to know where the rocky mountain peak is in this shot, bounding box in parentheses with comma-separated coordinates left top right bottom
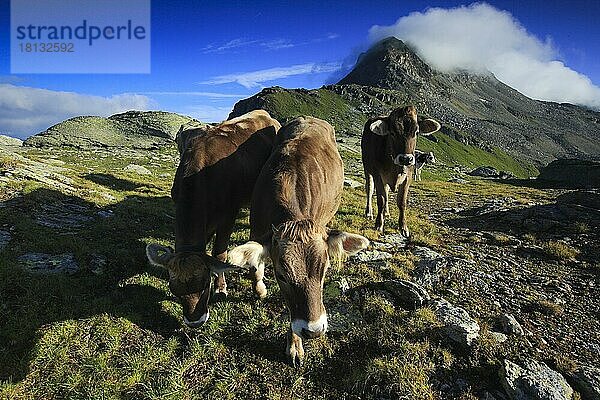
(338, 37, 433, 89)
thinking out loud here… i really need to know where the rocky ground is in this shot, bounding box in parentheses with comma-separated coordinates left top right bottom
(1, 140, 599, 399)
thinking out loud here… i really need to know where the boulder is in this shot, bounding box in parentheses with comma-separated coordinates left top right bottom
(500, 313, 525, 336)
(123, 164, 152, 175)
(412, 246, 448, 289)
(352, 250, 393, 263)
(538, 159, 600, 189)
(500, 359, 573, 400)
(571, 365, 600, 400)
(431, 298, 480, 346)
(19, 253, 79, 274)
(469, 166, 500, 178)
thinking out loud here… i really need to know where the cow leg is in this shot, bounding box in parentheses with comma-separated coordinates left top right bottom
(364, 172, 374, 219)
(397, 176, 411, 238)
(286, 327, 304, 368)
(374, 175, 386, 232)
(251, 261, 267, 299)
(385, 185, 390, 217)
(212, 218, 236, 298)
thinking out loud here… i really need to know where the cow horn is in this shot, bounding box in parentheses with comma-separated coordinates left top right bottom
(146, 243, 175, 268)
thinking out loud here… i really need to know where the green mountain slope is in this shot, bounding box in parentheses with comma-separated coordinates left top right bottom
(24, 111, 195, 149)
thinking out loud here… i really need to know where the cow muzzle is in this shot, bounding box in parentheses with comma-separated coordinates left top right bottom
(184, 310, 209, 328)
(393, 153, 415, 166)
(291, 314, 328, 339)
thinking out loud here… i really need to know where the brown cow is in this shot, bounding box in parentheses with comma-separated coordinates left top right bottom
(362, 106, 440, 236)
(228, 116, 369, 366)
(146, 110, 281, 327)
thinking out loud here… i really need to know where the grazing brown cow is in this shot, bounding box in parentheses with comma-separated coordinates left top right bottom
(146, 110, 281, 327)
(228, 116, 369, 366)
(362, 105, 440, 236)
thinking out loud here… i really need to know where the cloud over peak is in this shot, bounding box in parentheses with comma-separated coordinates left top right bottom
(369, 3, 600, 108)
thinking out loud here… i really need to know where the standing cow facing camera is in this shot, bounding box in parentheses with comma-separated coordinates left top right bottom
(362, 105, 440, 236)
(146, 109, 281, 328)
(228, 116, 369, 367)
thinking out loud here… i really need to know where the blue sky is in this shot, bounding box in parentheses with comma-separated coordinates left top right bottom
(1, 0, 599, 138)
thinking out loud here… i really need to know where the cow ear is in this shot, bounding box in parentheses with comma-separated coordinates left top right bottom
(418, 118, 441, 136)
(146, 244, 175, 268)
(327, 230, 370, 261)
(228, 241, 271, 268)
(369, 119, 389, 136)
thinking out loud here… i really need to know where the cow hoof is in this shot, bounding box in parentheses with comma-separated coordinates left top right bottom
(374, 223, 384, 233)
(213, 287, 228, 301)
(400, 228, 410, 238)
(365, 211, 373, 219)
(288, 352, 303, 368)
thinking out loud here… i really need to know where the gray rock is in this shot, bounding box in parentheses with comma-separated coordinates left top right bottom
(500, 359, 573, 400)
(469, 166, 500, 178)
(501, 314, 525, 336)
(432, 298, 480, 346)
(571, 365, 600, 400)
(352, 250, 393, 263)
(343, 177, 362, 189)
(491, 331, 509, 343)
(123, 164, 152, 175)
(538, 159, 600, 189)
(19, 253, 79, 274)
(97, 210, 113, 218)
(381, 279, 430, 310)
(412, 246, 448, 289)
(413, 246, 443, 260)
(381, 233, 409, 248)
(35, 201, 93, 230)
(0, 230, 11, 251)
(90, 254, 107, 275)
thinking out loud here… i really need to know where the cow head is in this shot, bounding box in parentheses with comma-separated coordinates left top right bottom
(146, 244, 241, 327)
(229, 221, 369, 338)
(369, 105, 441, 168)
(425, 151, 436, 164)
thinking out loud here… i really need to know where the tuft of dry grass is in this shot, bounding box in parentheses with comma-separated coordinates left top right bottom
(533, 300, 563, 316)
(542, 241, 580, 260)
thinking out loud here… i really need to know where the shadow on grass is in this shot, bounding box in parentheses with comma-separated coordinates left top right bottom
(83, 172, 161, 192)
(0, 186, 179, 382)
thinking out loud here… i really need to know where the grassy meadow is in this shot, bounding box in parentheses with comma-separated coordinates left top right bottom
(0, 142, 568, 399)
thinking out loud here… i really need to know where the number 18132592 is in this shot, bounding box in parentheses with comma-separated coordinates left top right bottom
(19, 43, 74, 52)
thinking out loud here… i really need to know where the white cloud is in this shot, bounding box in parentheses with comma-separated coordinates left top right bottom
(202, 34, 340, 54)
(202, 38, 261, 54)
(0, 84, 152, 138)
(368, 3, 600, 108)
(199, 62, 342, 88)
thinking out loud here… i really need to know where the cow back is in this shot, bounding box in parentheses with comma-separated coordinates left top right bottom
(249, 116, 343, 241)
(171, 110, 280, 250)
